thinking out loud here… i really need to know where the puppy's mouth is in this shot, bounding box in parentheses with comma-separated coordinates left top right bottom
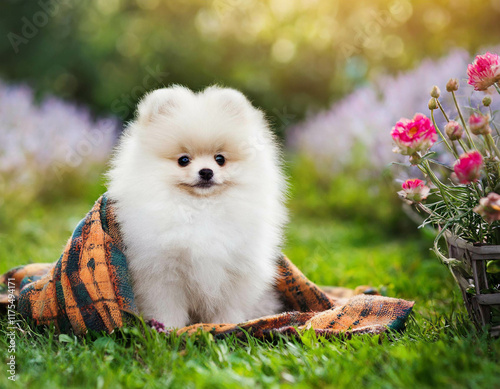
(192, 181, 216, 189)
(178, 180, 229, 196)
(180, 181, 218, 190)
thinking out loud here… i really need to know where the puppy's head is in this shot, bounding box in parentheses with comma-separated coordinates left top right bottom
(130, 85, 275, 197)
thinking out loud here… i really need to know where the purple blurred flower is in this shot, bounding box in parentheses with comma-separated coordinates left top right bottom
(287, 48, 500, 176)
(0, 80, 120, 186)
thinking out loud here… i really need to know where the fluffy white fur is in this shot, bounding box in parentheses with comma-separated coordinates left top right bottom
(106, 86, 288, 327)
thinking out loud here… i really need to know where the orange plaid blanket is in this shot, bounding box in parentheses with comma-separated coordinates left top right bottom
(0, 194, 414, 338)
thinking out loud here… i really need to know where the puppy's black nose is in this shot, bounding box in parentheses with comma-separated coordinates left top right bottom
(199, 168, 214, 181)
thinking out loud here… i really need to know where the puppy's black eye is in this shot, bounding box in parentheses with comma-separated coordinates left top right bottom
(215, 154, 225, 166)
(178, 156, 190, 167)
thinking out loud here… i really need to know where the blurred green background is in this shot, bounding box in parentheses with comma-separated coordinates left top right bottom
(2, 0, 500, 129)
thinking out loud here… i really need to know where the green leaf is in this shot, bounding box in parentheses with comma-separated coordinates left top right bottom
(58, 334, 74, 343)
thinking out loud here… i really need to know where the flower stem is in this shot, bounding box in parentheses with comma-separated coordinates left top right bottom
(495, 82, 500, 95)
(451, 90, 477, 150)
(436, 99, 468, 153)
(422, 160, 454, 210)
(425, 158, 482, 201)
(489, 106, 500, 137)
(471, 183, 483, 200)
(457, 138, 469, 153)
(486, 133, 500, 159)
(417, 203, 433, 215)
(483, 160, 496, 191)
(430, 110, 459, 158)
(484, 133, 500, 180)
(436, 99, 450, 122)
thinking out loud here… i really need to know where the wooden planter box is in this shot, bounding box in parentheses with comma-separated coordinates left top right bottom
(446, 233, 500, 336)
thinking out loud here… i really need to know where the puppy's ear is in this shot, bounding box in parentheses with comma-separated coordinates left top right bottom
(203, 86, 254, 119)
(136, 86, 192, 124)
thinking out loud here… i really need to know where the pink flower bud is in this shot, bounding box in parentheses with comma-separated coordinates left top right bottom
(398, 179, 430, 203)
(444, 120, 463, 140)
(446, 78, 459, 92)
(474, 192, 500, 223)
(467, 52, 500, 91)
(468, 113, 491, 135)
(391, 113, 437, 156)
(453, 151, 483, 184)
(430, 85, 440, 98)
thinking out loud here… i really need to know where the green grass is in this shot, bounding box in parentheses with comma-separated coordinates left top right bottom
(1, 174, 500, 388)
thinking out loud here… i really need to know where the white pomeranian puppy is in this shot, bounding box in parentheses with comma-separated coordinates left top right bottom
(106, 86, 288, 328)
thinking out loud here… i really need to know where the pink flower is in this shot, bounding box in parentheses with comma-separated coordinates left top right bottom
(398, 179, 430, 203)
(468, 113, 491, 135)
(391, 113, 437, 156)
(467, 52, 500, 91)
(453, 151, 483, 184)
(474, 192, 500, 223)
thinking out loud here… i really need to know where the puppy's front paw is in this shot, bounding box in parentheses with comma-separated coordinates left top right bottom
(155, 311, 189, 329)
